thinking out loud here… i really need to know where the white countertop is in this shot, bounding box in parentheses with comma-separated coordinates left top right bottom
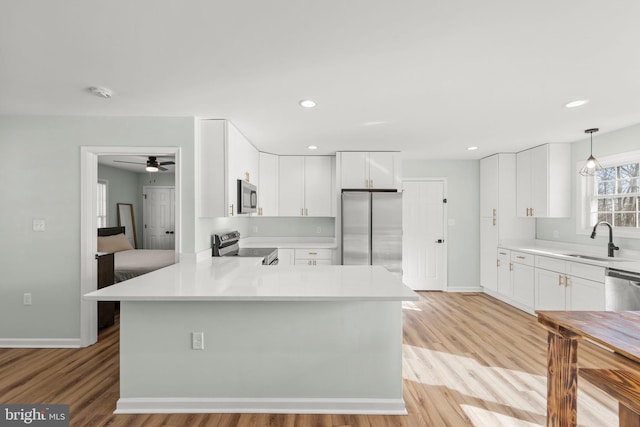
(84, 256, 418, 302)
(499, 241, 640, 274)
(240, 237, 337, 249)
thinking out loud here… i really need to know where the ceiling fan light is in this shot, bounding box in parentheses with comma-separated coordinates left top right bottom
(146, 165, 159, 172)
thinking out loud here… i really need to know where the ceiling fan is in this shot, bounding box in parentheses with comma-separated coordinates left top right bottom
(113, 156, 175, 172)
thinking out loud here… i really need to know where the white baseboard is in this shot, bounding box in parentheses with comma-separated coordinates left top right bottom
(115, 397, 407, 415)
(0, 338, 82, 348)
(447, 286, 483, 293)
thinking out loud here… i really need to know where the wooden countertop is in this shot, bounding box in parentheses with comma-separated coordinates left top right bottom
(537, 310, 640, 364)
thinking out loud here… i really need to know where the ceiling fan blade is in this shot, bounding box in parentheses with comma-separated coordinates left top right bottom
(159, 161, 175, 166)
(113, 160, 145, 165)
(158, 166, 168, 171)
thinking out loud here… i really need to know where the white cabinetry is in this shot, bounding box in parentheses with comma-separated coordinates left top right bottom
(199, 119, 259, 217)
(534, 256, 605, 311)
(295, 248, 334, 266)
(338, 152, 399, 190)
(497, 249, 512, 297)
(258, 152, 278, 216)
(278, 156, 335, 217)
(516, 144, 571, 218)
(510, 251, 535, 313)
(480, 154, 534, 293)
(277, 248, 294, 266)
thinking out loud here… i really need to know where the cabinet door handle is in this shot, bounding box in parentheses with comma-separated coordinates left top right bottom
(309, 252, 317, 255)
(565, 275, 569, 288)
(497, 259, 500, 267)
(230, 204, 234, 216)
(558, 275, 563, 286)
(530, 208, 534, 216)
(509, 262, 513, 272)
(305, 208, 308, 216)
(499, 252, 507, 255)
(370, 179, 373, 187)
(493, 218, 497, 226)
(516, 256, 525, 260)
(301, 208, 304, 216)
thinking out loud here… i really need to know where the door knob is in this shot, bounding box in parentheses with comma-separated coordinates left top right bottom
(436, 239, 444, 243)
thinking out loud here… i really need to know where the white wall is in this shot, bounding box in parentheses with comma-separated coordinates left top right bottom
(537, 123, 640, 251)
(0, 116, 195, 340)
(402, 160, 480, 290)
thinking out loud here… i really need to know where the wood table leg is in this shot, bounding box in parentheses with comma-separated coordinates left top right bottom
(619, 403, 640, 427)
(546, 332, 578, 427)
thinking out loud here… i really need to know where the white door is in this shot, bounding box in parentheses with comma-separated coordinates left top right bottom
(402, 180, 446, 291)
(143, 187, 175, 249)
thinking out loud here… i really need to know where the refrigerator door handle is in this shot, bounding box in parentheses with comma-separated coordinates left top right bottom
(436, 239, 444, 243)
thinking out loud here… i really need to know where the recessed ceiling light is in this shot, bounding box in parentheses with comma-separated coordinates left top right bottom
(299, 99, 316, 108)
(467, 146, 478, 151)
(308, 145, 318, 150)
(564, 99, 589, 108)
(88, 86, 113, 98)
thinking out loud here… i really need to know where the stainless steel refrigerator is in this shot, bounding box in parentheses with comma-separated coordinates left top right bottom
(341, 191, 402, 275)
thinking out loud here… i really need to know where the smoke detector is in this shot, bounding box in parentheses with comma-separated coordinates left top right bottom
(88, 86, 113, 98)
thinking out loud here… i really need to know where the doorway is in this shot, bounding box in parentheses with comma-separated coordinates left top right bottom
(402, 179, 447, 291)
(80, 146, 181, 347)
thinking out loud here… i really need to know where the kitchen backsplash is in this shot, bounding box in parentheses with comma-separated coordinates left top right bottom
(247, 216, 335, 237)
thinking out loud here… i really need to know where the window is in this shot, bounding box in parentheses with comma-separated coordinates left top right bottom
(578, 150, 640, 238)
(97, 180, 108, 228)
(594, 163, 640, 228)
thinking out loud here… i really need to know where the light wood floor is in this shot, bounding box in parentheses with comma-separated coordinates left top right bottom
(0, 292, 634, 426)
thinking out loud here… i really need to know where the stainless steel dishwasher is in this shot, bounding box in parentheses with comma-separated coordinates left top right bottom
(605, 268, 640, 310)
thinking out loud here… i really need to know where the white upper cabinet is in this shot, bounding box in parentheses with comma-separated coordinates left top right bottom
(258, 152, 278, 216)
(199, 119, 259, 217)
(278, 156, 305, 217)
(516, 143, 571, 218)
(338, 151, 399, 190)
(278, 156, 335, 217)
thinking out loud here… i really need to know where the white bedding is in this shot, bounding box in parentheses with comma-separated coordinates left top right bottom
(114, 249, 176, 282)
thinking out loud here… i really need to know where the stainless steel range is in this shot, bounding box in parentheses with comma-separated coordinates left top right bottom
(212, 231, 278, 265)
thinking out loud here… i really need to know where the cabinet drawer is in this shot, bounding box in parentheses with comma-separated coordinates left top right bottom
(535, 256, 566, 273)
(294, 248, 333, 260)
(566, 261, 605, 282)
(511, 251, 534, 266)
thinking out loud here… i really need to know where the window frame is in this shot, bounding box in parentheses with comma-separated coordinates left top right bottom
(97, 179, 108, 229)
(577, 150, 640, 239)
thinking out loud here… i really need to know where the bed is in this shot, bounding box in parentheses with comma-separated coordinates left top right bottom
(98, 227, 176, 283)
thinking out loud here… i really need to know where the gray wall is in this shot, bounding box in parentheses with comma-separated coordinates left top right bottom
(402, 160, 480, 290)
(0, 116, 195, 340)
(537, 123, 640, 251)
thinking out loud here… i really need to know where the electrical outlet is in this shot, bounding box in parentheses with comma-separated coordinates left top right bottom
(23, 293, 32, 305)
(192, 332, 204, 350)
(253, 226, 259, 233)
(32, 219, 45, 232)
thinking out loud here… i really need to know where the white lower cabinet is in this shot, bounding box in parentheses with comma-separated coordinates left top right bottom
(511, 251, 535, 312)
(496, 249, 512, 297)
(534, 256, 605, 311)
(294, 248, 334, 266)
(277, 249, 294, 266)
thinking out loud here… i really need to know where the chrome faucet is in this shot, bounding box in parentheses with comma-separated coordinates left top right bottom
(590, 221, 619, 257)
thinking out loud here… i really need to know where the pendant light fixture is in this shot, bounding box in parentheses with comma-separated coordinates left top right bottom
(579, 128, 602, 176)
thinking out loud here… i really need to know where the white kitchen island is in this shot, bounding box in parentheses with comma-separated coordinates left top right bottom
(84, 257, 418, 415)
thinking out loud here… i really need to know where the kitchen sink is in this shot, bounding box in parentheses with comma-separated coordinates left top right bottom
(565, 254, 633, 262)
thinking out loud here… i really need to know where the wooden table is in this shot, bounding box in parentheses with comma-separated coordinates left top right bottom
(537, 311, 640, 427)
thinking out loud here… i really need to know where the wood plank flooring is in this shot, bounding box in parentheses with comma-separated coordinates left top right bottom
(0, 292, 634, 426)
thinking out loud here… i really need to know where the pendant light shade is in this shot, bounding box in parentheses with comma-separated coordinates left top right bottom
(579, 128, 603, 176)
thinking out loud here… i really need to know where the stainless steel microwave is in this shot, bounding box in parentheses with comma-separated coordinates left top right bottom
(237, 179, 257, 214)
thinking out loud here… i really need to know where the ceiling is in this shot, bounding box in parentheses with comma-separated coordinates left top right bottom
(2, 1, 640, 159)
